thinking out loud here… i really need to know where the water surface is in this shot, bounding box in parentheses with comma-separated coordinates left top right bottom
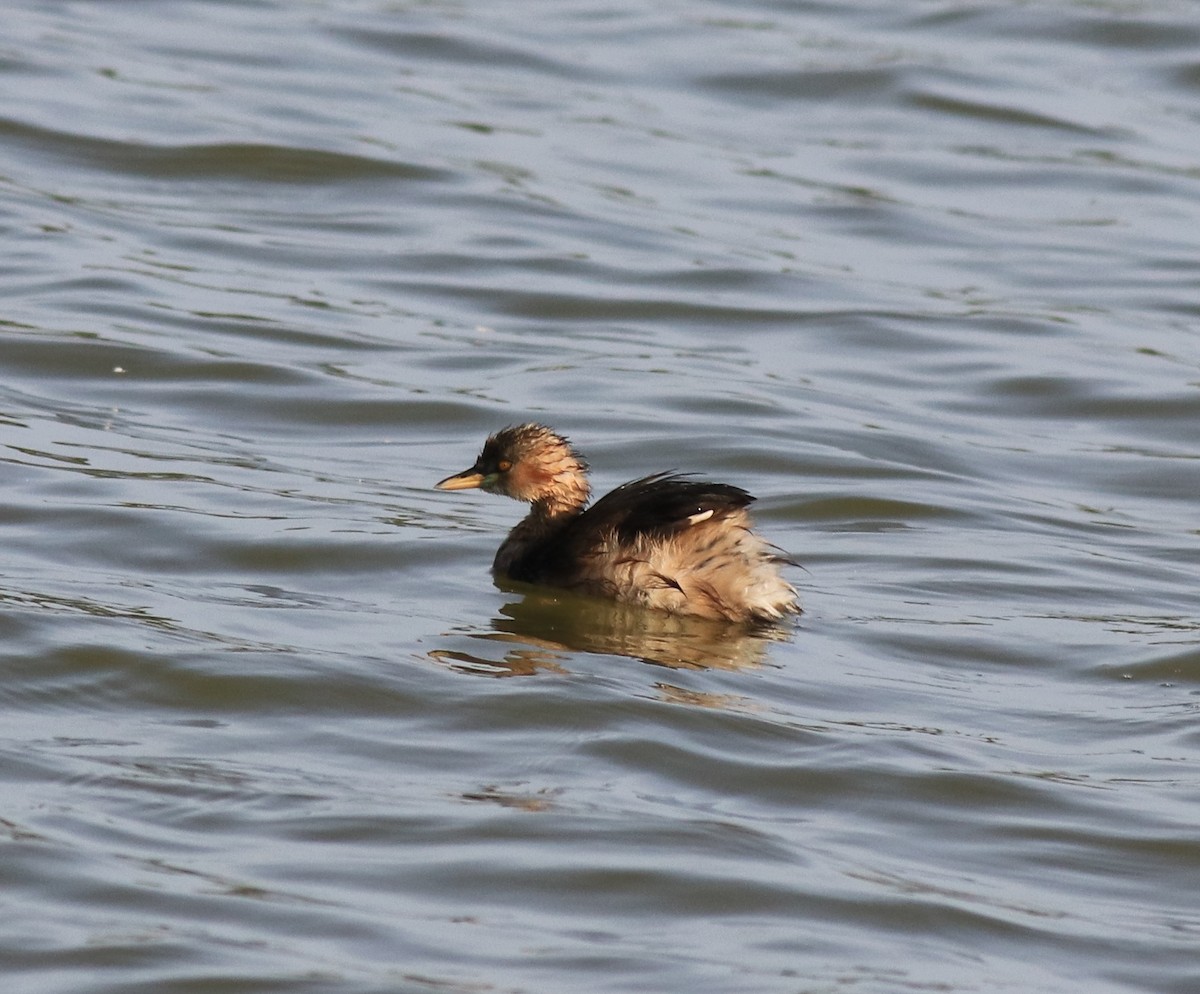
(2, 2, 1198, 993)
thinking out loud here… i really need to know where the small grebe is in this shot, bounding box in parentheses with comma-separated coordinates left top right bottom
(435, 424, 799, 623)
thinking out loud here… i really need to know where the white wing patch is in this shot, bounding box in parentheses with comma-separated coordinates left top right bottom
(686, 509, 715, 525)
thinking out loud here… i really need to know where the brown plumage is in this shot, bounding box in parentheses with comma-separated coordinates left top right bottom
(435, 424, 800, 624)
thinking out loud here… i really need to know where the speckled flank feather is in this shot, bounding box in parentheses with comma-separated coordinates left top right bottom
(567, 505, 798, 623)
(435, 424, 799, 624)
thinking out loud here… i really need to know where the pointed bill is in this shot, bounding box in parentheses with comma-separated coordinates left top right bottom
(435, 468, 486, 491)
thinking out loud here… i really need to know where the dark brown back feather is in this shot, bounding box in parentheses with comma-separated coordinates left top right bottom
(586, 473, 754, 542)
(505, 473, 755, 584)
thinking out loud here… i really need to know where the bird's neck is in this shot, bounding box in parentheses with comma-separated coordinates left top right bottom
(492, 486, 588, 578)
(529, 474, 590, 521)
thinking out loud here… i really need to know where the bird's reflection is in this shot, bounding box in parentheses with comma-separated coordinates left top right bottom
(429, 579, 792, 677)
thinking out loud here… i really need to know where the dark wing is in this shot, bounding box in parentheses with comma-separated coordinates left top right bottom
(580, 473, 755, 544)
(505, 474, 757, 585)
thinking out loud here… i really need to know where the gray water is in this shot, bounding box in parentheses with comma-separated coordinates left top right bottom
(2, 2, 1198, 992)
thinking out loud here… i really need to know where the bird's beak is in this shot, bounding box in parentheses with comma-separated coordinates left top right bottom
(435, 467, 486, 491)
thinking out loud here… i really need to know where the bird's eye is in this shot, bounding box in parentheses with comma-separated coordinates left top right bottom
(497, 459, 512, 472)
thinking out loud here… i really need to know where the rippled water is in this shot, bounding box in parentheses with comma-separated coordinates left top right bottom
(3, 2, 1198, 992)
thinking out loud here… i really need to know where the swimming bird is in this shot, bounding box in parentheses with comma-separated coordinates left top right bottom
(435, 424, 799, 623)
